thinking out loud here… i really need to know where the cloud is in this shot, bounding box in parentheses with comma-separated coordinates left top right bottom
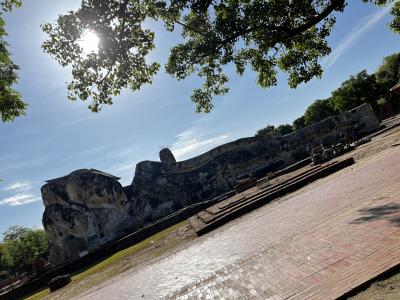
(323, 4, 392, 69)
(0, 194, 41, 206)
(1, 180, 41, 206)
(3, 181, 31, 192)
(172, 130, 230, 161)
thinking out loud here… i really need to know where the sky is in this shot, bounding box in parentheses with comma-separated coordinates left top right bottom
(0, 1, 399, 235)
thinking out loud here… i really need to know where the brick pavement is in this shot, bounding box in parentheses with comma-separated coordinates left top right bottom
(168, 194, 400, 300)
(80, 147, 400, 300)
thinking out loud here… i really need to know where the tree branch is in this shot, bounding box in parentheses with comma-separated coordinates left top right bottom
(175, 20, 208, 37)
(282, 0, 345, 38)
(184, 0, 345, 66)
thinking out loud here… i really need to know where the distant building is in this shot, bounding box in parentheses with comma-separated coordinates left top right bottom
(390, 81, 400, 95)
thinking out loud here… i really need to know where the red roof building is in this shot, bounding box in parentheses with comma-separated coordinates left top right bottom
(390, 81, 400, 95)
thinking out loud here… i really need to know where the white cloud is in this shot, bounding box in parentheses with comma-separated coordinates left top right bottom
(1, 180, 40, 206)
(323, 4, 392, 69)
(172, 129, 230, 161)
(3, 181, 31, 192)
(0, 194, 41, 206)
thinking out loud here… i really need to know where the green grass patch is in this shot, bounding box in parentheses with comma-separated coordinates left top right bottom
(72, 220, 187, 281)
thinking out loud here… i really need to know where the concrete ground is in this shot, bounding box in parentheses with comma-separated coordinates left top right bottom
(39, 119, 400, 300)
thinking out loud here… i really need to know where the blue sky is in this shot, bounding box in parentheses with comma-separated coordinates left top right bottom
(0, 1, 398, 235)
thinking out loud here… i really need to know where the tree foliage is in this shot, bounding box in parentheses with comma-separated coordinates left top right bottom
(41, 0, 399, 113)
(275, 124, 294, 135)
(255, 51, 400, 137)
(330, 70, 382, 112)
(303, 99, 336, 125)
(255, 123, 293, 138)
(377, 52, 400, 84)
(255, 124, 275, 138)
(0, 225, 48, 275)
(0, 0, 27, 123)
(376, 52, 400, 103)
(292, 116, 306, 131)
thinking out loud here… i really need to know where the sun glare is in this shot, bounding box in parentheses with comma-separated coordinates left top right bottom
(78, 31, 100, 54)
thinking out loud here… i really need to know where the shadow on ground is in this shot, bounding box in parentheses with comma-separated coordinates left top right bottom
(351, 202, 400, 226)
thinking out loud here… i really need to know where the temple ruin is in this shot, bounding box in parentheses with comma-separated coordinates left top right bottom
(41, 103, 380, 265)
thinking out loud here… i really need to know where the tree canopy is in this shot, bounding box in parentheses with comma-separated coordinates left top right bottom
(0, 225, 48, 275)
(255, 51, 400, 137)
(330, 70, 382, 112)
(255, 124, 276, 137)
(376, 52, 400, 102)
(292, 116, 306, 131)
(0, 1, 398, 121)
(0, 0, 27, 123)
(40, 0, 400, 113)
(255, 123, 293, 138)
(303, 99, 336, 125)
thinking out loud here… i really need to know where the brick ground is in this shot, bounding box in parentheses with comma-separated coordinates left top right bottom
(79, 147, 400, 300)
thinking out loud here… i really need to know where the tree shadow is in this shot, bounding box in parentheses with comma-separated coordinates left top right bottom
(350, 203, 400, 226)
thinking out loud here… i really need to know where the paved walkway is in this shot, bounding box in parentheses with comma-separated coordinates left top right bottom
(80, 148, 400, 300)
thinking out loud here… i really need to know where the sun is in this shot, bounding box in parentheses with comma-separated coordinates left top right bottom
(78, 30, 100, 54)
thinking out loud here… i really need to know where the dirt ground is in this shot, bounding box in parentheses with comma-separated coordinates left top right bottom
(28, 115, 400, 299)
(347, 269, 400, 300)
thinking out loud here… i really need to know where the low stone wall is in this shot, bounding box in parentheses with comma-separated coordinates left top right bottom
(41, 103, 380, 265)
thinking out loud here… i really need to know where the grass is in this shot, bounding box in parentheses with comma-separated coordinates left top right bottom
(25, 220, 189, 300)
(73, 220, 187, 281)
